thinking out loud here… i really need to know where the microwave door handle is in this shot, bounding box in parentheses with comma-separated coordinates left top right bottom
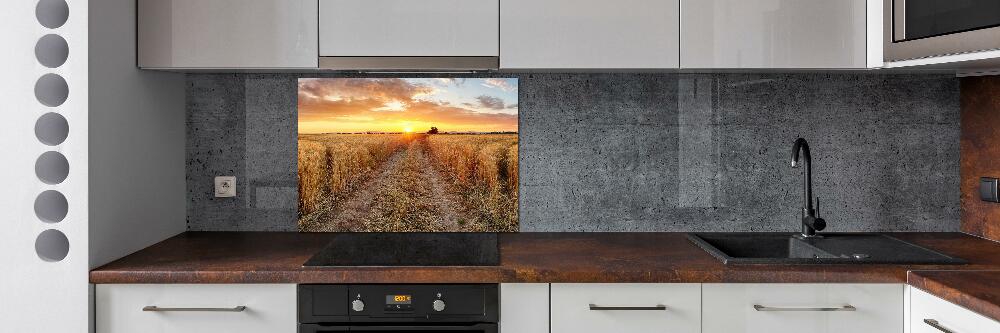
(893, 0, 906, 41)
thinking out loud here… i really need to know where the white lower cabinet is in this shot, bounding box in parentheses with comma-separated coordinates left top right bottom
(702, 283, 904, 333)
(551, 283, 701, 333)
(910, 287, 1000, 333)
(95, 282, 998, 333)
(96, 284, 297, 333)
(500, 283, 549, 333)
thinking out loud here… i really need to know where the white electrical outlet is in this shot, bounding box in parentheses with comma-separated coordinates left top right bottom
(214, 176, 236, 198)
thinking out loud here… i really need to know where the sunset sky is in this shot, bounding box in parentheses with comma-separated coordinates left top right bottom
(298, 78, 518, 134)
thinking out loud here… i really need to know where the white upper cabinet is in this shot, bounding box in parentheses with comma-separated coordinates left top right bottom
(500, 0, 680, 69)
(138, 0, 319, 69)
(680, 0, 872, 69)
(319, 0, 500, 57)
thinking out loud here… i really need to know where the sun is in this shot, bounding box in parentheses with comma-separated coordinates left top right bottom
(403, 127, 414, 133)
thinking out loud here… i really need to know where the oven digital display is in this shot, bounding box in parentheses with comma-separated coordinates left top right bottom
(386, 295, 412, 304)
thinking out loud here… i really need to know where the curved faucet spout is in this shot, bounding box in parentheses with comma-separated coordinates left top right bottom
(791, 138, 813, 211)
(791, 138, 810, 168)
(791, 138, 824, 237)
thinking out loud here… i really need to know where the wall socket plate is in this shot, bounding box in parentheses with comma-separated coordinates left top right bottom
(215, 176, 236, 198)
(980, 177, 999, 202)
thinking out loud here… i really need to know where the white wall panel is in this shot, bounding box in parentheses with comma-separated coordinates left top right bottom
(89, 0, 186, 271)
(0, 0, 89, 331)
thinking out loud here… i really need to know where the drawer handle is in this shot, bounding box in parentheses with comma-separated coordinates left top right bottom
(923, 319, 956, 333)
(142, 306, 247, 312)
(589, 304, 667, 311)
(753, 304, 856, 312)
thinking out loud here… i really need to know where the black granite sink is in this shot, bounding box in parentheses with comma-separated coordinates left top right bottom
(687, 233, 966, 265)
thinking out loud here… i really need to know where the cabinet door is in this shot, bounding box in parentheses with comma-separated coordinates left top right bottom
(500, 284, 548, 333)
(138, 0, 318, 69)
(551, 283, 700, 333)
(319, 0, 499, 57)
(96, 284, 297, 333)
(501, 0, 679, 69)
(910, 287, 1000, 333)
(702, 283, 903, 333)
(680, 0, 867, 68)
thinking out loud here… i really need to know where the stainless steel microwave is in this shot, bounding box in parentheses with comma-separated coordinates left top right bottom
(884, 0, 1000, 62)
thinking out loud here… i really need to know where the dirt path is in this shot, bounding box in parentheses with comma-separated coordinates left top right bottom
(299, 138, 471, 232)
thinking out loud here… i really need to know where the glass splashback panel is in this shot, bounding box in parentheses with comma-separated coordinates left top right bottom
(297, 78, 519, 232)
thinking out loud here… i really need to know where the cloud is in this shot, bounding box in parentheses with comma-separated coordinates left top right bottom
(298, 78, 517, 133)
(476, 95, 505, 110)
(433, 78, 466, 87)
(481, 78, 517, 92)
(298, 78, 436, 104)
(506, 103, 518, 109)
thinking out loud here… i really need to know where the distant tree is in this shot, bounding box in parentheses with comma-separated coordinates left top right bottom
(427, 127, 439, 134)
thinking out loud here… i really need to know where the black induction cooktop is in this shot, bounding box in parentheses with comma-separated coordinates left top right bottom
(303, 233, 500, 266)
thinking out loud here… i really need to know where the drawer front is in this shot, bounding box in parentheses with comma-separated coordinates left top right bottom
(96, 284, 296, 333)
(911, 287, 1000, 333)
(551, 283, 700, 333)
(703, 283, 903, 333)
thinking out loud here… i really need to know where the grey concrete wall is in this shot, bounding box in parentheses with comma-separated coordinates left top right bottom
(186, 73, 960, 232)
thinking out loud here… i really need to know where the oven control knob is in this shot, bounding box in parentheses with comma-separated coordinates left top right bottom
(432, 299, 446, 312)
(351, 299, 365, 312)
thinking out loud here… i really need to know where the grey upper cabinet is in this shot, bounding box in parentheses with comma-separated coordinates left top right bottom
(500, 0, 680, 69)
(319, 0, 500, 57)
(138, 0, 318, 69)
(680, 0, 871, 69)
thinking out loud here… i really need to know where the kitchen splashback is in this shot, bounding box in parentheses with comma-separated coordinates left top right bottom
(186, 73, 960, 232)
(297, 78, 519, 232)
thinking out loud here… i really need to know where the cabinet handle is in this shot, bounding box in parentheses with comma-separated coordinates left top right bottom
(923, 319, 955, 333)
(589, 304, 667, 311)
(753, 304, 856, 312)
(142, 306, 247, 312)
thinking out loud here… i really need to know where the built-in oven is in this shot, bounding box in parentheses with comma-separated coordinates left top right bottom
(298, 284, 498, 333)
(884, 0, 1000, 62)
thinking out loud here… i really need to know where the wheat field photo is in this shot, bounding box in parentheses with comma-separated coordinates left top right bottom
(297, 78, 518, 232)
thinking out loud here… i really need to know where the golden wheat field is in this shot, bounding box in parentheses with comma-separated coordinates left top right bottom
(297, 133, 518, 232)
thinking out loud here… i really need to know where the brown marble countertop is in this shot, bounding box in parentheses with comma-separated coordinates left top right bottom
(91, 232, 1000, 285)
(908, 270, 1000, 322)
(90, 232, 1000, 320)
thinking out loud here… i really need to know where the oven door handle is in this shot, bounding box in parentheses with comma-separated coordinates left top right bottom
(348, 323, 497, 331)
(300, 327, 349, 332)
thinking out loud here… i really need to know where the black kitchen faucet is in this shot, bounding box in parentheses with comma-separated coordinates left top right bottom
(791, 138, 826, 238)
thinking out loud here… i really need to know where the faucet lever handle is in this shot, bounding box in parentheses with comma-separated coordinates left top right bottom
(815, 196, 820, 218)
